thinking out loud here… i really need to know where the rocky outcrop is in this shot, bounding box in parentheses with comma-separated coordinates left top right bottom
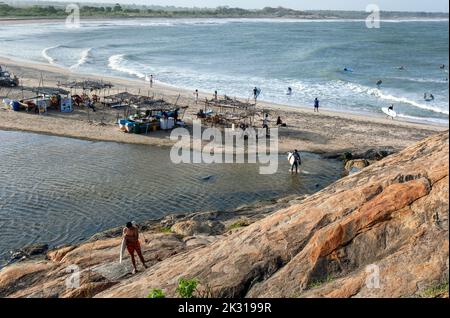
(0, 131, 448, 298)
(171, 220, 225, 236)
(344, 159, 370, 175)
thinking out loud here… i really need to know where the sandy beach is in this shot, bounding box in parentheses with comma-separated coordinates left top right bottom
(0, 55, 446, 155)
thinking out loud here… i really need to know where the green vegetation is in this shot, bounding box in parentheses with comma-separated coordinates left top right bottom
(159, 227, 172, 234)
(228, 220, 250, 231)
(147, 288, 166, 298)
(148, 278, 215, 298)
(176, 278, 199, 298)
(418, 281, 449, 298)
(1, 2, 447, 19)
(307, 275, 334, 289)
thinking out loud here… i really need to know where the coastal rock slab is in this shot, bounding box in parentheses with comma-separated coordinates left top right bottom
(96, 131, 448, 298)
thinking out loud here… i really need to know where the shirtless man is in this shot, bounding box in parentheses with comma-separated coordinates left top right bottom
(123, 222, 147, 274)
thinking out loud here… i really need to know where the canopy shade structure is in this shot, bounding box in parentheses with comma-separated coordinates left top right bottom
(58, 80, 113, 91)
(31, 87, 70, 96)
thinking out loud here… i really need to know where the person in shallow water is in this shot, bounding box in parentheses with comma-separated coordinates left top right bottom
(123, 221, 147, 274)
(289, 149, 302, 174)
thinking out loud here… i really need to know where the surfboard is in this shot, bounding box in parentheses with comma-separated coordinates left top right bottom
(119, 237, 126, 264)
(382, 107, 397, 118)
(287, 152, 302, 166)
(287, 152, 295, 165)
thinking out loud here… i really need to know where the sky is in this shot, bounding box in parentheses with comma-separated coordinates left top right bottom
(27, 0, 450, 12)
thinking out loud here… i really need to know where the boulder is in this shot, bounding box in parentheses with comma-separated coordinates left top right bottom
(344, 159, 370, 174)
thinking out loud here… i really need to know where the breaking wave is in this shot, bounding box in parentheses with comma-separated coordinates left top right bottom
(107, 54, 147, 80)
(70, 48, 92, 69)
(41, 45, 59, 64)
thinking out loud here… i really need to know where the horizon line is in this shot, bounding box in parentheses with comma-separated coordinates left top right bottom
(3, 1, 449, 14)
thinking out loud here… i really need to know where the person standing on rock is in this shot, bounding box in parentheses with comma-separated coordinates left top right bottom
(123, 221, 147, 274)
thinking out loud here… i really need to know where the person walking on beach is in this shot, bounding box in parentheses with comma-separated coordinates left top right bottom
(253, 87, 258, 101)
(194, 89, 199, 104)
(314, 97, 320, 112)
(123, 221, 147, 274)
(214, 90, 218, 101)
(262, 113, 270, 136)
(289, 150, 301, 174)
(149, 75, 154, 88)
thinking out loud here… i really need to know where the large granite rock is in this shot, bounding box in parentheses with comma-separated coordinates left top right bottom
(96, 131, 449, 298)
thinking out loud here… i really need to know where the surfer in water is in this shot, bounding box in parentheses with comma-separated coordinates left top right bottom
(289, 150, 302, 174)
(376, 80, 383, 88)
(123, 221, 147, 274)
(424, 93, 435, 101)
(287, 87, 292, 95)
(398, 66, 405, 70)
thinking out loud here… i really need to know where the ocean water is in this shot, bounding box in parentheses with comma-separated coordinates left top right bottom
(0, 18, 448, 123)
(0, 130, 342, 265)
